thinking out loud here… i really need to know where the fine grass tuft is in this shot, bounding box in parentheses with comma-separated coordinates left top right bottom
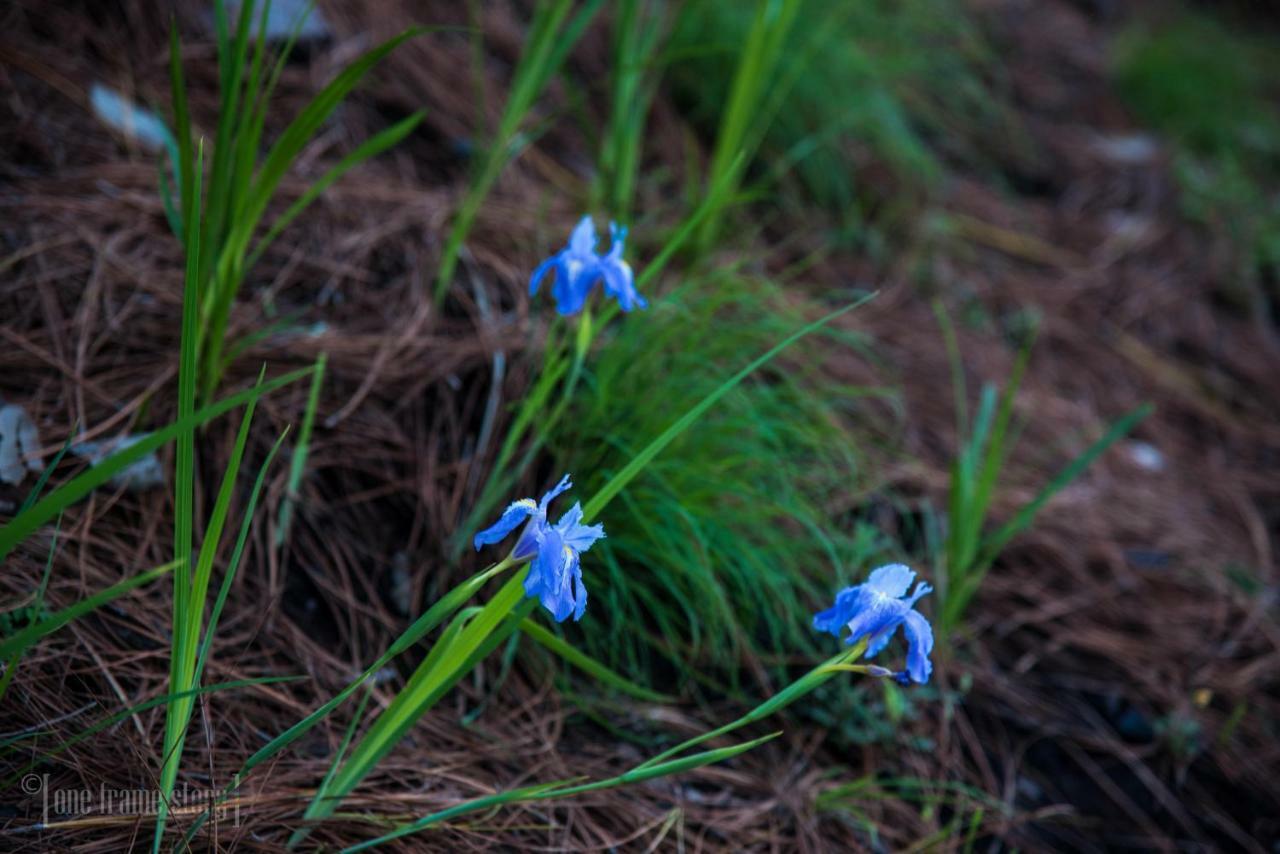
(552, 275, 894, 690)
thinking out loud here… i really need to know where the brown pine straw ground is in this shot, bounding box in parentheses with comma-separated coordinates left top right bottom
(2, 0, 1278, 850)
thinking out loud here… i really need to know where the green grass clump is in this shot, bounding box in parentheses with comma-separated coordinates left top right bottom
(667, 0, 998, 240)
(1114, 14, 1280, 159)
(1114, 12, 1280, 299)
(931, 306, 1150, 640)
(550, 275, 895, 689)
(166, 0, 424, 402)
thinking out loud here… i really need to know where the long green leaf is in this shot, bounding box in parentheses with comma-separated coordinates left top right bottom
(193, 429, 290, 698)
(157, 133, 208, 852)
(338, 732, 779, 852)
(977, 404, 1152, 567)
(246, 113, 427, 272)
(520, 618, 672, 702)
(0, 561, 176, 660)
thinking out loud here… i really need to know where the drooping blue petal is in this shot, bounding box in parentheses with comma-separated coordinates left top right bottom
(571, 551, 587, 621)
(523, 546, 548, 597)
(602, 258, 645, 311)
(473, 498, 537, 551)
(600, 223, 646, 312)
(530, 526, 579, 622)
(552, 256, 595, 316)
(864, 621, 900, 658)
(813, 585, 865, 636)
(529, 256, 556, 297)
(900, 609, 934, 684)
(865, 563, 915, 598)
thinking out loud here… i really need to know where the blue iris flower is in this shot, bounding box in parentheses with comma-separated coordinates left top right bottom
(813, 564, 935, 685)
(473, 474, 605, 622)
(530, 215, 648, 316)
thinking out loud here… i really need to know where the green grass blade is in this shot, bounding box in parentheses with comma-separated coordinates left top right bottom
(167, 22, 193, 237)
(434, 0, 602, 302)
(970, 331, 1036, 525)
(619, 731, 779, 784)
(340, 731, 778, 852)
(16, 434, 74, 514)
(581, 295, 873, 522)
(0, 561, 177, 660)
(246, 113, 427, 272)
(235, 28, 424, 238)
(696, 0, 802, 249)
(199, 0, 259, 290)
(976, 404, 1153, 569)
(0, 367, 312, 562)
(157, 132, 207, 850)
(193, 429, 290, 691)
(276, 353, 326, 546)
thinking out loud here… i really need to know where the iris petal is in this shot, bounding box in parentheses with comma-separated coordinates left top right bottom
(473, 499, 536, 551)
(813, 585, 865, 636)
(568, 215, 597, 255)
(864, 622, 900, 658)
(865, 563, 915, 598)
(539, 475, 573, 512)
(531, 526, 570, 619)
(552, 258, 591, 316)
(901, 609, 934, 684)
(571, 554, 587, 621)
(844, 596, 907, 644)
(555, 502, 605, 552)
(529, 256, 555, 297)
(602, 260, 640, 311)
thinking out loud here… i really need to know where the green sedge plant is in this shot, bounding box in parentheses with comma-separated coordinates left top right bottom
(592, 0, 668, 223)
(931, 303, 1151, 638)
(165, 0, 424, 402)
(152, 131, 313, 848)
(691, 0, 803, 250)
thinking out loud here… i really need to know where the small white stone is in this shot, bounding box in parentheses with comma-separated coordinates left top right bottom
(1127, 441, 1165, 472)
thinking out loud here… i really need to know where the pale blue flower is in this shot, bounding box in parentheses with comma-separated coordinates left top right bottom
(474, 474, 604, 622)
(813, 563, 935, 684)
(529, 215, 647, 315)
